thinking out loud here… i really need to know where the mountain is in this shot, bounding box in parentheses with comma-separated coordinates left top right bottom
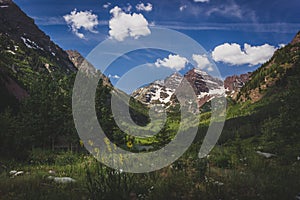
(223, 30, 300, 143)
(0, 0, 75, 72)
(184, 68, 224, 107)
(224, 72, 251, 98)
(0, 0, 76, 110)
(132, 72, 181, 107)
(66, 50, 111, 87)
(132, 68, 225, 108)
(237, 31, 300, 103)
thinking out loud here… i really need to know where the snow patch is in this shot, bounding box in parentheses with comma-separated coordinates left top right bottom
(21, 37, 44, 50)
(197, 92, 209, 99)
(194, 68, 208, 76)
(153, 79, 164, 86)
(209, 87, 225, 95)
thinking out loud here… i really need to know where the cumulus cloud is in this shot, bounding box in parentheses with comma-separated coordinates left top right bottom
(136, 2, 153, 12)
(64, 9, 99, 39)
(212, 43, 277, 66)
(108, 74, 120, 79)
(194, 0, 210, 2)
(192, 54, 214, 71)
(179, 5, 187, 12)
(109, 6, 151, 41)
(155, 54, 188, 71)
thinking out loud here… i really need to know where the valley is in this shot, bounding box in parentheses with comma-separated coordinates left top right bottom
(1, 0, 300, 199)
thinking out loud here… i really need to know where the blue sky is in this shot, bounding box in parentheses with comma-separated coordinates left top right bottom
(13, 0, 300, 92)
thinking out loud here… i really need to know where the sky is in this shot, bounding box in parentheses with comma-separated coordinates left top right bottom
(13, 0, 300, 93)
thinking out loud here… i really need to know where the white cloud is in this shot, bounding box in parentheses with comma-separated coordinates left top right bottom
(136, 2, 153, 12)
(108, 74, 120, 79)
(279, 43, 286, 48)
(194, 0, 210, 2)
(212, 43, 277, 66)
(179, 5, 187, 12)
(192, 54, 214, 71)
(109, 6, 151, 41)
(103, 2, 111, 9)
(124, 4, 133, 12)
(155, 54, 188, 71)
(206, 2, 243, 19)
(64, 9, 99, 39)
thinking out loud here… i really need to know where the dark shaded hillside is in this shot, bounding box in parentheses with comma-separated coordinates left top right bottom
(219, 31, 300, 161)
(0, 0, 80, 156)
(0, 70, 19, 112)
(0, 0, 77, 111)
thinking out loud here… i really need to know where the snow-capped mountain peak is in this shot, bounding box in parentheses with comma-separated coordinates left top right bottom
(131, 68, 225, 109)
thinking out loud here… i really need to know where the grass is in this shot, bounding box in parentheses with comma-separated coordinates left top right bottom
(1, 141, 299, 200)
(0, 161, 88, 200)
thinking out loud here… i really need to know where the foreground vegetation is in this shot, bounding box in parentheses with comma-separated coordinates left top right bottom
(1, 141, 300, 200)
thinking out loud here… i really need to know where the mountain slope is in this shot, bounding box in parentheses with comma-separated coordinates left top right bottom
(66, 50, 112, 87)
(0, 0, 76, 110)
(0, 0, 75, 72)
(237, 31, 300, 103)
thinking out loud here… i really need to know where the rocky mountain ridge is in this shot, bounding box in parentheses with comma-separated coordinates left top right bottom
(66, 50, 111, 87)
(224, 72, 251, 98)
(132, 68, 225, 108)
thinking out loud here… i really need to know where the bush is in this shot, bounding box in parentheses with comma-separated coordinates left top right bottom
(212, 152, 232, 169)
(28, 150, 79, 165)
(28, 149, 56, 165)
(55, 151, 79, 166)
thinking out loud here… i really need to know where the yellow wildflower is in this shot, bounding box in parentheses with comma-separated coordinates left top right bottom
(127, 141, 133, 148)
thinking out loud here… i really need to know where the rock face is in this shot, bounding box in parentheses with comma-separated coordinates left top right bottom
(1, 74, 28, 100)
(66, 50, 112, 87)
(224, 73, 251, 98)
(132, 68, 225, 108)
(291, 31, 300, 45)
(184, 68, 224, 94)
